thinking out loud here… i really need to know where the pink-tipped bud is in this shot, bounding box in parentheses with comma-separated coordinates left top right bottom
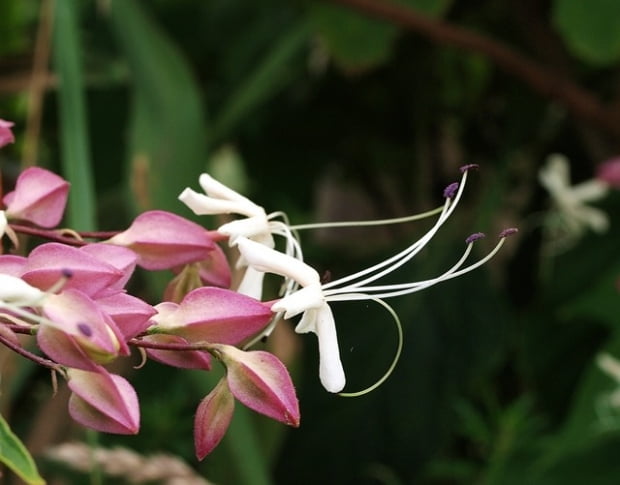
(106, 210, 215, 270)
(95, 292, 156, 340)
(152, 287, 273, 345)
(194, 377, 235, 460)
(39, 289, 127, 370)
(212, 344, 300, 427)
(67, 367, 140, 434)
(0, 119, 15, 148)
(141, 334, 212, 370)
(3, 167, 69, 227)
(596, 158, 620, 189)
(22, 243, 125, 298)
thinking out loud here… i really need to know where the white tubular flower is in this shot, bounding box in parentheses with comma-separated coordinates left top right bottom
(539, 154, 610, 248)
(0, 274, 46, 307)
(237, 236, 345, 393)
(179, 174, 303, 300)
(236, 165, 517, 393)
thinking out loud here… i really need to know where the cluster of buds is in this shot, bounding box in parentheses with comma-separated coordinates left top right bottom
(0, 118, 516, 460)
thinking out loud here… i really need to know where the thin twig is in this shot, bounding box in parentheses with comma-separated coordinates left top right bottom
(325, 0, 620, 138)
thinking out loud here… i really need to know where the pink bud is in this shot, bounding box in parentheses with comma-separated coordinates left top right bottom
(39, 289, 127, 370)
(141, 334, 212, 370)
(106, 211, 215, 270)
(212, 344, 300, 427)
(3, 167, 69, 227)
(81, 244, 138, 295)
(0, 254, 27, 277)
(22, 243, 124, 298)
(153, 287, 272, 345)
(194, 377, 235, 460)
(67, 367, 140, 434)
(0, 119, 15, 148)
(95, 292, 156, 340)
(597, 157, 620, 188)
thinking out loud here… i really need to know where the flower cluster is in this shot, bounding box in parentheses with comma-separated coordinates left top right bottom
(0, 118, 515, 460)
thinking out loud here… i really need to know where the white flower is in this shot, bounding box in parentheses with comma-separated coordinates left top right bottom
(235, 166, 516, 393)
(539, 154, 609, 248)
(0, 274, 46, 306)
(179, 173, 302, 299)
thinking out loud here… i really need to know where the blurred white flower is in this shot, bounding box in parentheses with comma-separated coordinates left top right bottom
(539, 154, 609, 250)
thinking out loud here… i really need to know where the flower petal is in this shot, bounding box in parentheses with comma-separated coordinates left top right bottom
(3, 167, 69, 227)
(194, 377, 235, 460)
(68, 367, 140, 434)
(156, 287, 273, 345)
(0, 119, 15, 148)
(22, 243, 124, 297)
(295, 304, 346, 393)
(106, 210, 214, 270)
(214, 344, 300, 427)
(142, 334, 212, 370)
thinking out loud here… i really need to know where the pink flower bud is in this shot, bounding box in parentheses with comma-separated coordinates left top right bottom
(141, 334, 212, 370)
(80, 244, 138, 295)
(0, 254, 27, 276)
(3, 167, 69, 227)
(22, 243, 124, 298)
(39, 289, 127, 370)
(597, 157, 620, 189)
(106, 211, 215, 270)
(95, 292, 156, 340)
(212, 344, 300, 427)
(152, 287, 272, 345)
(194, 377, 234, 460)
(0, 119, 15, 148)
(67, 367, 140, 434)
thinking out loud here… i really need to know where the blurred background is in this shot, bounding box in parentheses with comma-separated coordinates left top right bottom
(2, 0, 620, 483)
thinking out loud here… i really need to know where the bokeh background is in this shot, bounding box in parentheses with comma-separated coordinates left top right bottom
(2, 1, 620, 483)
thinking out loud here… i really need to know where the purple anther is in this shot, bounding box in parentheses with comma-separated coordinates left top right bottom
(465, 232, 486, 244)
(459, 163, 479, 173)
(499, 227, 519, 238)
(61, 268, 74, 279)
(77, 322, 93, 337)
(443, 182, 459, 199)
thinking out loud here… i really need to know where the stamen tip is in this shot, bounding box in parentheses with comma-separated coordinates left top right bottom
(443, 182, 459, 199)
(61, 268, 74, 279)
(459, 164, 479, 173)
(466, 232, 486, 244)
(499, 227, 519, 238)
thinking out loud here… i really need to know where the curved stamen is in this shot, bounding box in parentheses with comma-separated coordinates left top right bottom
(327, 230, 514, 301)
(323, 168, 472, 292)
(324, 240, 475, 300)
(338, 297, 403, 397)
(289, 205, 444, 231)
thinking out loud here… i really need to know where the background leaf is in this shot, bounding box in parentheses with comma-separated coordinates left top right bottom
(0, 413, 45, 485)
(552, 0, 620, 65)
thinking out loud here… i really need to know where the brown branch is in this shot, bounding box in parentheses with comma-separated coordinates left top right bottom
(325, 0, 620, 138)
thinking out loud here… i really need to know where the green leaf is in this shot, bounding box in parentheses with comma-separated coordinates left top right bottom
(212, 21, 311, 143)
(553, 0, 620, 65)
(307, 0, 452, 72)
(0, 414, 45, 485)
(308, 3, 398, 71)
(107, 0, 210, 214)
